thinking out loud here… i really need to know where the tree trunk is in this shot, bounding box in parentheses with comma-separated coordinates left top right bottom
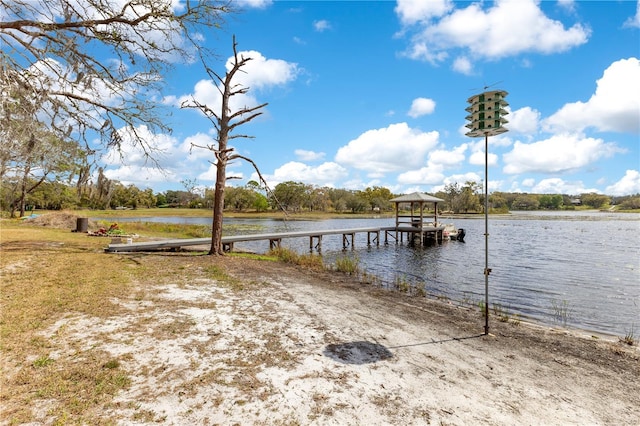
(210, 160, 226, 255)
(182, 36, 268, 255)
(18, 165, 30, 217)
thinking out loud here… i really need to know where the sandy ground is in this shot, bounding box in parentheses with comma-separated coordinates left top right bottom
(30, 255, 640, 425)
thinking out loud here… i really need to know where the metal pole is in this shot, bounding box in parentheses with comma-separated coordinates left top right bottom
(484, 132, 490, 335)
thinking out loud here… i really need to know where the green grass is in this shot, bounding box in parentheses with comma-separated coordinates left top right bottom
(52, 208, 395, 220)
(33, 356, 55, 368)
(620, 325, 636, 346)
(394, 275, 411, 293)
(266, 247, 325, 270)
(96, 220, 212, 238)
(493, 303, 511, 322)
(334, 254, 359, 275)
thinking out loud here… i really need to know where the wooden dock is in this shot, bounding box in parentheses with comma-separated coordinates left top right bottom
(104, 224, 446, 253)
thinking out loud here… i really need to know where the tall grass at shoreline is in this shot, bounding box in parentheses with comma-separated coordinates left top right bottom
(102, 220, 212, 238)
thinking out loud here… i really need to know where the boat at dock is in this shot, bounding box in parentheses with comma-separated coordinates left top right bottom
(442, 223, 465, 242)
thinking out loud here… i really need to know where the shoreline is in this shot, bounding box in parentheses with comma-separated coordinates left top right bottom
(11, 207, 640, 222)
(1, 223, 638, 424)
(11, 212, 640, 339)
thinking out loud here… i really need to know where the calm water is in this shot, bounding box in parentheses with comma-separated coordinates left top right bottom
(112, 212, 640, 336)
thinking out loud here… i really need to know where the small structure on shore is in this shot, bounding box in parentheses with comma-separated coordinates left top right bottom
(389, 192, 446, 245)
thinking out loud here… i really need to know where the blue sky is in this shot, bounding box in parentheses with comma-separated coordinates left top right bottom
(102, 0, 640, 196)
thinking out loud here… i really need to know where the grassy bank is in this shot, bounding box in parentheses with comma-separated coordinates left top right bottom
(0, 220, 254, 422)
(1, 222, 137, 423)
(0, 217, 344, 423)
(51, 208, 395, 220)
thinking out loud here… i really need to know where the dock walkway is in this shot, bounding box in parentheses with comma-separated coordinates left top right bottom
(105, 224, 446, 253)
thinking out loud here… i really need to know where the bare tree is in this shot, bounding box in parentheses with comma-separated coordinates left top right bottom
(182, 36, 268, 255)
(0, 0, 232, 157)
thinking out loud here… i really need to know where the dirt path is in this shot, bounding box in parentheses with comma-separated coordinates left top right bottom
(23, 255, 640, 425)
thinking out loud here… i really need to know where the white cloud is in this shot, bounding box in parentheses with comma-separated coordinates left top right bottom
(40, 1, 203, 64)
(624, 0, 640, 28)
(428, 144, 467, 168)
(606, 170, 640, 196)
(529, 177, 597, 195)
(101, 125, 227, 189)
(335, 122, 439, 173)
(313, 20, 332, 32)
(466, 136, 509, 167)
(397, 144, 475, 187)
(295, 149, 325, 162)
(103, 125, 179, 167)
(395, 0, 453, 25)
(397, 164, 445, 185)
(408, 97, 436, 118)
(445, 172, 482, 186)
(197, 163, 242, 184)
(181, 133, 218, 161)
(28, 58, 133, 132)
(503, 133, 623, 175)
(429, 171, 484, 193)
(197, 163, 217, 183)
(469, 151, 499, 167)
(236, 0, 273, 9)
(177, 78, 222, 110)
(103, 164, 176, 188)
(228, 50, 300, 91)
(452, 56, 473, 75)
(543, 58, 640, 134)
(402, 0, 590, 64)
(176, 51, 299, 119)
(557, 0, 576, 13)
(260, 161, 348, 187)
(162, 95, 178, 105)
(341, 177, 385, 191)
(508, 106, 541, 135)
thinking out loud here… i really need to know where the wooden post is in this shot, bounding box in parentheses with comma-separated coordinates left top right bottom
(368, 230, 379, 246)
(310, 236, 322, 252)
(342, 233, 354, 250)
(269, 239, 281, 250)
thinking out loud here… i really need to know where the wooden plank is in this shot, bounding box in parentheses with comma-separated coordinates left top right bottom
(104, 226, 445, 253)
(105, 227, 388, 253)
(107, 237, 210, 252)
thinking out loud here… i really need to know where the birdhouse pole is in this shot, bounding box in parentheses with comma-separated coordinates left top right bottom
(464, 89, 509, 335)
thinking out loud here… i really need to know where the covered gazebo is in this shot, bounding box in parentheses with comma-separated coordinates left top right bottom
(389, 192, 445, 245)
(390, 192, 444, 228)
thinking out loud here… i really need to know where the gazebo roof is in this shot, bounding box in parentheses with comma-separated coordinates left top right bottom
(390, 192, 444, 203)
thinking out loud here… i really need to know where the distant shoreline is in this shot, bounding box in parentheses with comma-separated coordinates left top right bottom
(11, 207, 639, 222)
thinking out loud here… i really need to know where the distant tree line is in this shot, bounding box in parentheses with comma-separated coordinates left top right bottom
(2, 175, 639, 218)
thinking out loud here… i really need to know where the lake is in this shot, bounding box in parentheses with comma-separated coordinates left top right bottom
(111, 212, 640, 337)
